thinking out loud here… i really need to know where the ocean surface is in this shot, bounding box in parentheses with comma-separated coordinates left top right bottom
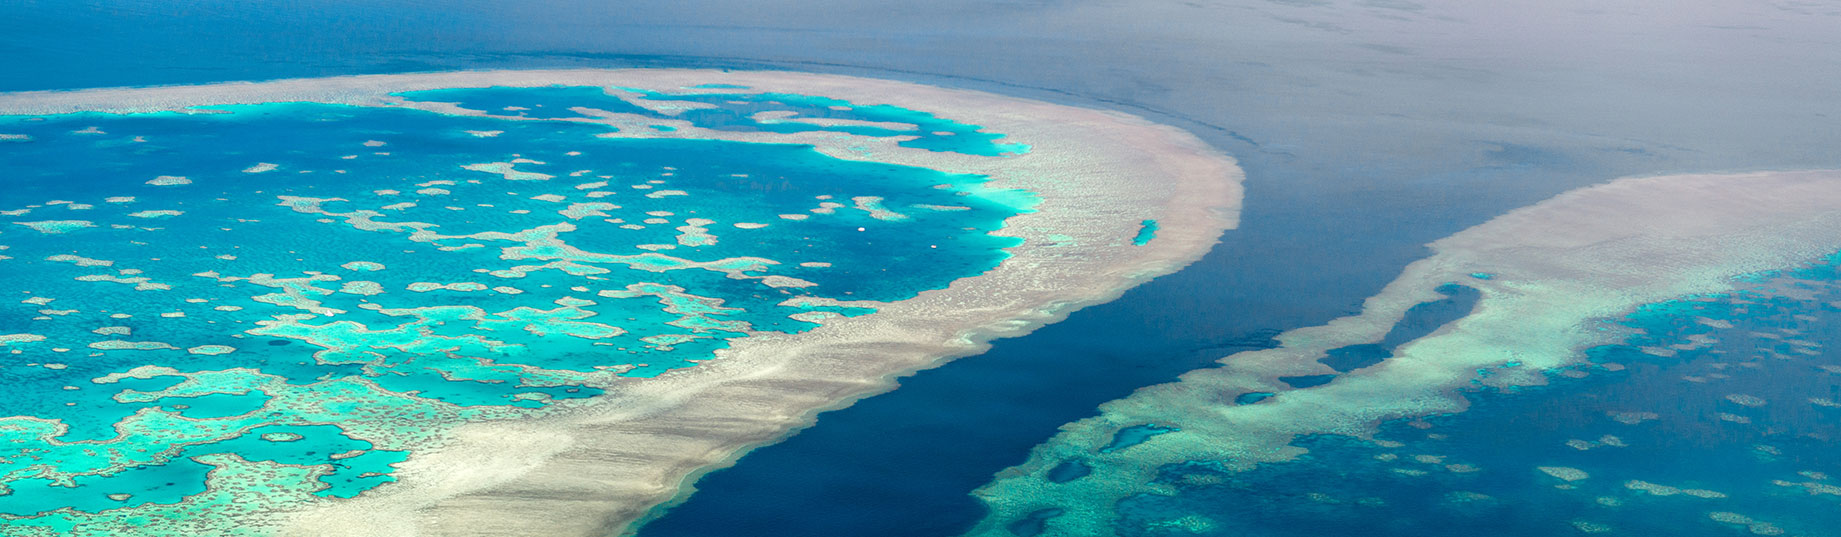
(5, 1, 1841, 536)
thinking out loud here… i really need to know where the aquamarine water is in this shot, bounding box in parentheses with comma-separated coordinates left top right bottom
(0, 86, 1031, 531)
(1131, 220, 1158, 246)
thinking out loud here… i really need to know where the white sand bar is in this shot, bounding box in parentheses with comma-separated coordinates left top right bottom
(966, 170, 1841, 537)
(2, 69, 1243, 537)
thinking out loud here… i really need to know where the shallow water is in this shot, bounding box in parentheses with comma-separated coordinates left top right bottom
(0, 87, 1029, 531)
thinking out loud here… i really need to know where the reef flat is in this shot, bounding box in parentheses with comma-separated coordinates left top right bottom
(0, 69, 1242, 536)
(969, 170, 1841, 536)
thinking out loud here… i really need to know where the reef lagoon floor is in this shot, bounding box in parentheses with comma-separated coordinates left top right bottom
(0, 69, 1241, 536)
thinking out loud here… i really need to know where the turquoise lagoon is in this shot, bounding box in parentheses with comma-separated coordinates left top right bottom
(0, 85, 1033, 532)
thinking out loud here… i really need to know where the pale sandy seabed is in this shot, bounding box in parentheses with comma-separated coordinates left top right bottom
(967, 169, 1841, 536)
(0, 69, 1245, 536)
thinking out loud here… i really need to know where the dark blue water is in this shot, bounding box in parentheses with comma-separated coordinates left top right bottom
(633, 158, 1524, 537)
(1101, 425, 1180, 454)
(1320, 283, 1480, 373)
